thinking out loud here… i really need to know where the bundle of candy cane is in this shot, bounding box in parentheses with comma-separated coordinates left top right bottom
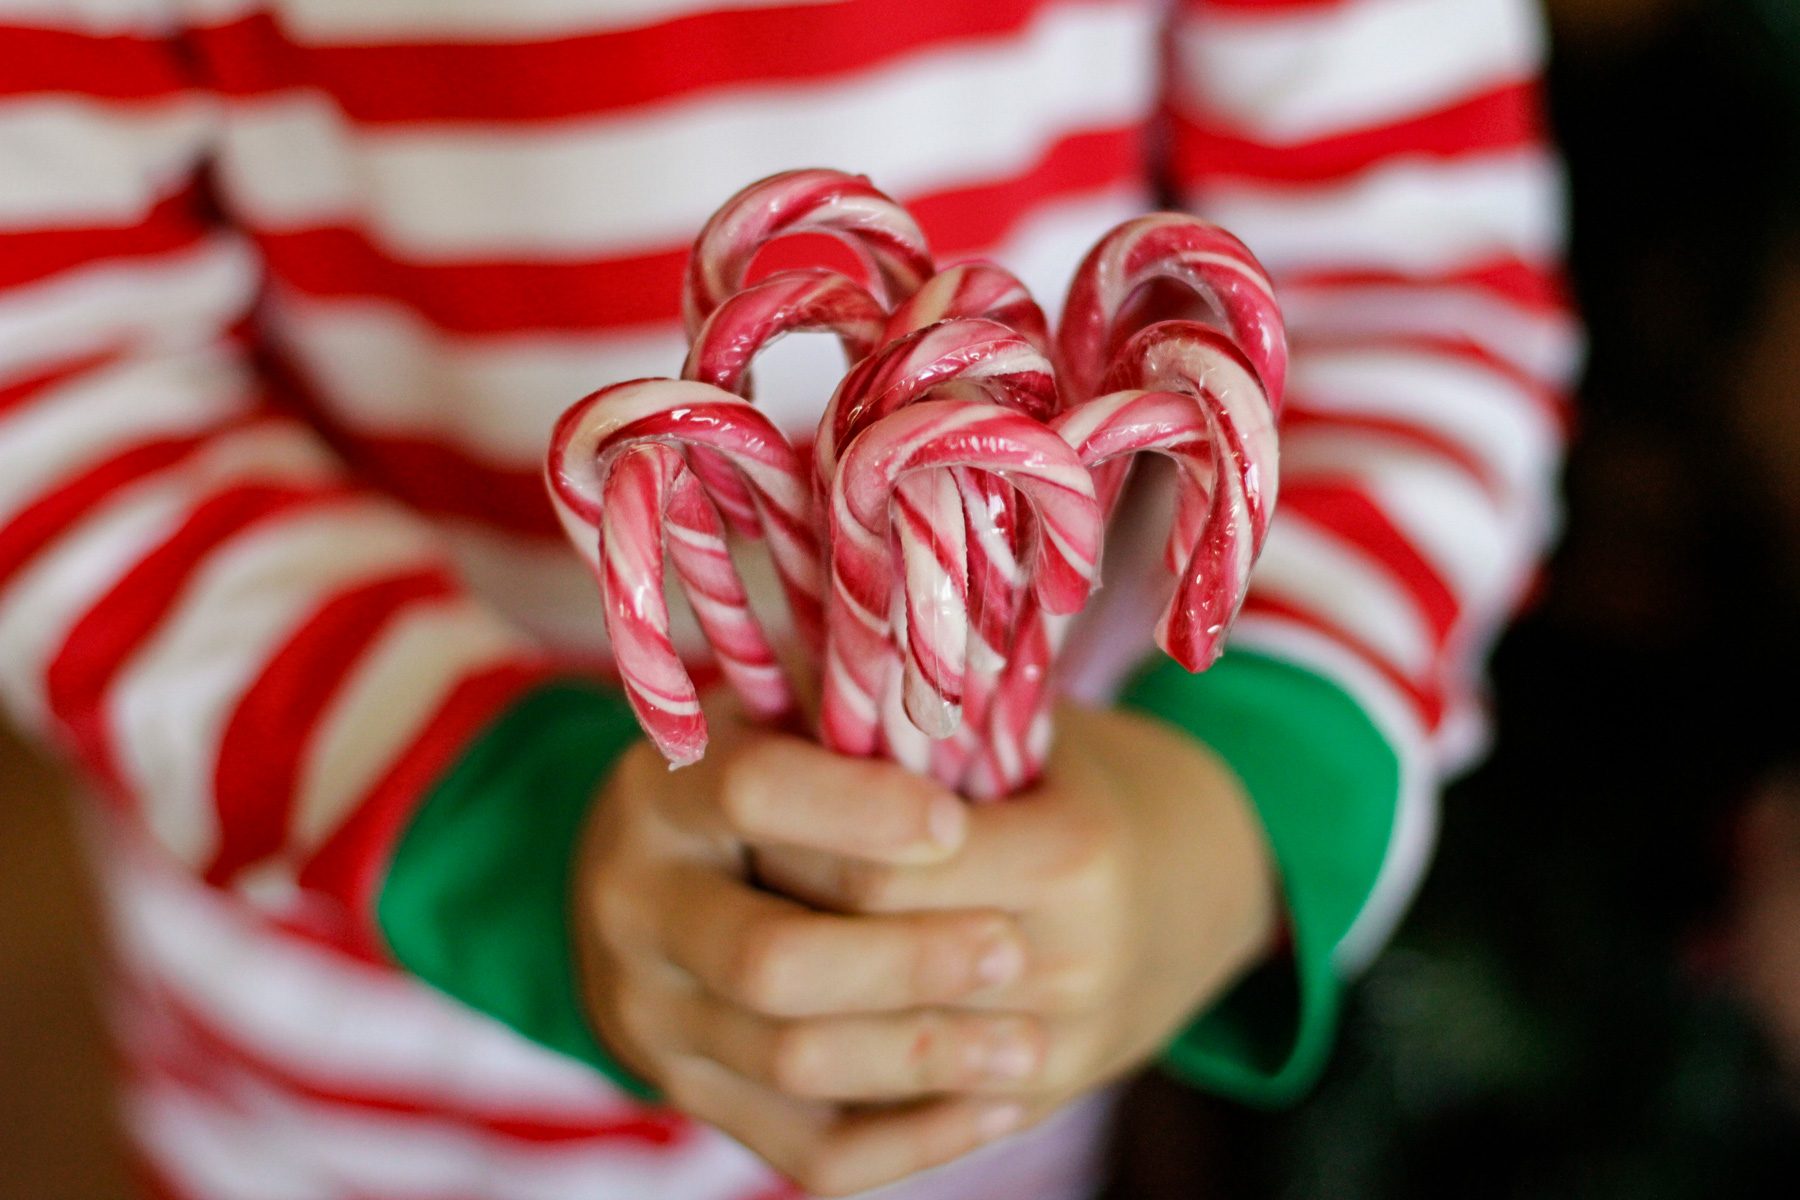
(546, 170, 1285, 800)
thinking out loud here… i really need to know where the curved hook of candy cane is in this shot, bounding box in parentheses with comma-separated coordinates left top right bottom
(1103, 321, 1280, 570)
(547, 377, 825, 655)
(1058, 213, 1288, 408)
(814, 319, 1057, 740)
(966, 325, 1279, 795)
(820, 400, 1100, 759)
(814, 317, 1060, 486)
(594, 444, 790, 767)
(682, 169, 935, 338)
(681, 267, 887, 537)
(1087, 324, 1280, 672)
(883, 261, 1053, 358)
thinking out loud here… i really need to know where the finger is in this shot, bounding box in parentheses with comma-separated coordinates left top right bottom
(663, 1056, 1025, 1198)
(673, 992, 1046, 1101)
(754, 789, 1112, 915)
(657, 864, 1026, 1016)
(714, 734, 968, 863)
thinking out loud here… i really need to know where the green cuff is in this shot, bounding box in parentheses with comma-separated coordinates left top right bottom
(376, 679, 655, 1099)
(1120, 649, 1402, 1107)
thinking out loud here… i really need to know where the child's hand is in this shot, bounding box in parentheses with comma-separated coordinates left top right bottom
(574, 698, 1277, 1195)
(574, 698, 1043, 1195)
(758, 703, 1278, 1126)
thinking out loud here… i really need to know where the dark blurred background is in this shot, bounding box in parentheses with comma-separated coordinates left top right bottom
(4, 0, 1799, 1196)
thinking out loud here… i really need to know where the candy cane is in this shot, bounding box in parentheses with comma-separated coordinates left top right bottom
(1058, 213, 1288, 406)
(966, 323, 1279, 795)
(682, 268, 886, 536)
(547, 378, 824, 760)
(815, 319, 1057, 747)
(820, 400, 1100, 760)
(590, 444, 787, 765)
(883, 261, 1052, 356)
(683, 169, 935, 338)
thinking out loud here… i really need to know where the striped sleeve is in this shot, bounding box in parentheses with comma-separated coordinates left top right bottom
(1125, 0, 1578, 1103)
(0, 5, 641, 1087)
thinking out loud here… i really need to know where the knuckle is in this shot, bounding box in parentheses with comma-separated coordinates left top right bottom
(725, 917, 800, 1012)
(589, 879, 637, 951)
(834, 859, 897, 910)
(714, 747, 769, 832)
(764, 1023, 824, 1096)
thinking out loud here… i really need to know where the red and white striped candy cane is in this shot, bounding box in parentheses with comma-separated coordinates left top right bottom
(967, 323, 1280, 797)
(1073, 331, 1278, 667)
(879, 277, 1058, 783)
(1058, 213, 1288, 405)
(682, 169, 935, 338)
(815, 319, 1057, 749)
(682, 268, 886, 535)
(883, 261, 1052, 356)
(547, 378, 824, 761)
(588, 444, 787, 765)
(820, 400, 1100, 761)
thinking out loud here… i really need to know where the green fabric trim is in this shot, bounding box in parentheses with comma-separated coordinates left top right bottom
(377, 679, 655, 1099)
(1120, 649, 1402, 1107)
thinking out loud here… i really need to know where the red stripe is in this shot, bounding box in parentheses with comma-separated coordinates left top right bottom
(1241, 594, 1446, 730)
(0, 25, 188, 101)
(335, 434, 557, 536)
(1283, 256, 1572, 315)
(1277, 407, 1506, 501)
(0, 187, 211, 290)
(142, 977, 690, 1147)
(1321, 330, 1571, 426)
(190, 0, 1081, 123)
(0, 432, 214, 594)
(43, 481, 350, 787)
(297, 660, 548, 960)
(1282, 484, 1461, 643)
(257, 124, 1139, 335)
(1173, 80, 1541, 185)
(0, 345, 127, 420)
(206, 569, 461, 886)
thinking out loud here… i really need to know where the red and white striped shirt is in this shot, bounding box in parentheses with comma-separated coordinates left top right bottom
(0, 1, 1575, 1196)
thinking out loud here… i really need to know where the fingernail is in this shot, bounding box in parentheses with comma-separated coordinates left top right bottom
(975, 937, 1024, 987)
(982, 1037, 1037, 1081)
(927, 795, 966, 850)
(977, 1103, 1024, 1140)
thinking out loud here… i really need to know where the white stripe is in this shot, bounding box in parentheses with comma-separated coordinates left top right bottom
(1251, 513, 1436, 677)
(0, 0, 173, 34)
(213, 2, 1154, 256)
(1227, 614, 1435, 973)
(107, 508, 442, 865)
(1195, 149, 1565, 276)
(1279, 279, 1583, 386)
(1277, 429, 1533, 603)
(0, 424, 337, 730)
(0, 347, 251, 524)
(0, 237, 259, 380)
(268, 290, 690, 462)
(184, 0, 849, 41)
(290, 599, 533, 851)
(263, 186, 1143, 463)
(1177, 0, 1546, 142)
(1287, 344, 1562, 498)
(128, 1078, 769, 1200)
(102, 826, 631, 1115)
(0, 96, 212, 227)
